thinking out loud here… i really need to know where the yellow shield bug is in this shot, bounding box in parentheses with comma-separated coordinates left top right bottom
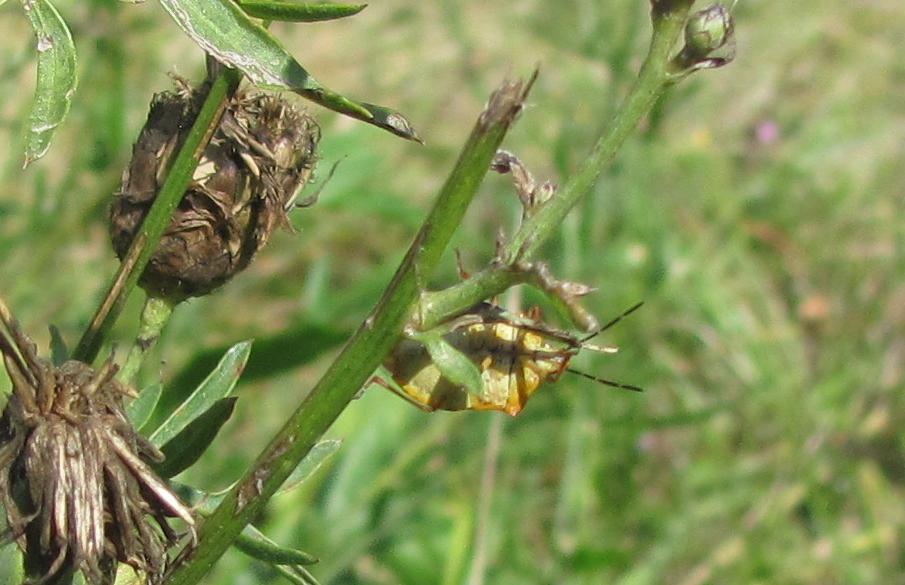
(379, 302, 642, 416)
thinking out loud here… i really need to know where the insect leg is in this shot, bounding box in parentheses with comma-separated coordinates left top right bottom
(369, 376, 436, 413)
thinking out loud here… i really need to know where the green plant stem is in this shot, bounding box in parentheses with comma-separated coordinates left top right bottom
(71, 68, 242, 364)
(416, 2, 693, 331)
(164, 74, 535, 585)
(119, 295, 176, 385)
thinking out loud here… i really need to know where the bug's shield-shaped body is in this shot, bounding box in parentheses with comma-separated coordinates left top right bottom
(384, 306, 577, 416)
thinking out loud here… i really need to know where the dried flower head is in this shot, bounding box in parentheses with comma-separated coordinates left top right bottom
(0, 298, 193, 584)
(110, 80, 321, 301)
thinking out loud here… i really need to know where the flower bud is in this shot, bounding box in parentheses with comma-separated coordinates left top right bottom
(110, 82, 320, 301)
(684, 4, 732, 57)
(670, 4, 736, 74)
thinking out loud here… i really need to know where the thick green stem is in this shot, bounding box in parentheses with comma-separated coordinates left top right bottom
(164, 74, 535, 585)
(119, 295, 177, 385)
(416, 2, 693, 330)
(71, 68, 242, 364)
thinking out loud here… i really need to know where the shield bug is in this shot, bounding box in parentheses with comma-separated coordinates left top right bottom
(380, 302, 642, 416)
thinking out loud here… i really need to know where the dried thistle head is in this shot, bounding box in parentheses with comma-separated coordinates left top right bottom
(110, 81, 321, 301)
(0, 298, 193, 584)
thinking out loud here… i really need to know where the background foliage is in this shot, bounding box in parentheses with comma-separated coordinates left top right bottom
(1, 1, 902, 583)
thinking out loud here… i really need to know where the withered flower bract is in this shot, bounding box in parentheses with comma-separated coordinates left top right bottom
(110, 81, 321, 301)
(0, 299, 194, 584)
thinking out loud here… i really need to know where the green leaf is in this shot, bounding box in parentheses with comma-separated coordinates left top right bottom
(47, 323, 68, 366)
(172, 438, 340, 516)
(152, 322, 345, 430)
(157, 0, 420, 141)
(156, 396, 237, 477)
(420, 333, 485, 398)
(21, 0, 77, 166)
(274, 565, 320, 585)
(236, 1, 366, 22)
(113, 565, 144, 585)
(149, 340, 251, 446)
(277, 439, 341, 494)
(235, 525, 319, 566)
(0, 541, 23, 585)
(127, 383, 162, 430)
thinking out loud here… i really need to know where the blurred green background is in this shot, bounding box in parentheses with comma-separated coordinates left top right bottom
(1, 1, 903, 583)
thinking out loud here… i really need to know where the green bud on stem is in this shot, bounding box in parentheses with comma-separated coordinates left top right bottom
(670, 4, 736, 76)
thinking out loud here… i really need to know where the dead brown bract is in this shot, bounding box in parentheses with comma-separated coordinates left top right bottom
(109, 80, 321, 301)
(0, 297, 193, 584)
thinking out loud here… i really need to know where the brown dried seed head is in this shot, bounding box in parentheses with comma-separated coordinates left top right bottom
(110, 83, 321, 301)
(0, 304, 193, 584)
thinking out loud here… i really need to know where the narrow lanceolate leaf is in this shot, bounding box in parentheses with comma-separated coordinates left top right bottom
(47, 324, 68, 366)
(127, 383, 162, 430)
(21, 0, 78, 166)
(235, 525, 319, 566)
(421, 333, 485, 398)
(174, 438, 341, 514)
(236, 0, 366, 22)
(156, 396, 238, 477)
(157, 0, 420, 141)
(275, 565, 320, 585)
(277, 439, 341, 494)
(149, 340, 251, 446)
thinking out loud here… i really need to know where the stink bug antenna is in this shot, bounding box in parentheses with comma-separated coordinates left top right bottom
(571, 301, 644, 393)
(580, 301, 644, 343)
(565, 368, 643, 393)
